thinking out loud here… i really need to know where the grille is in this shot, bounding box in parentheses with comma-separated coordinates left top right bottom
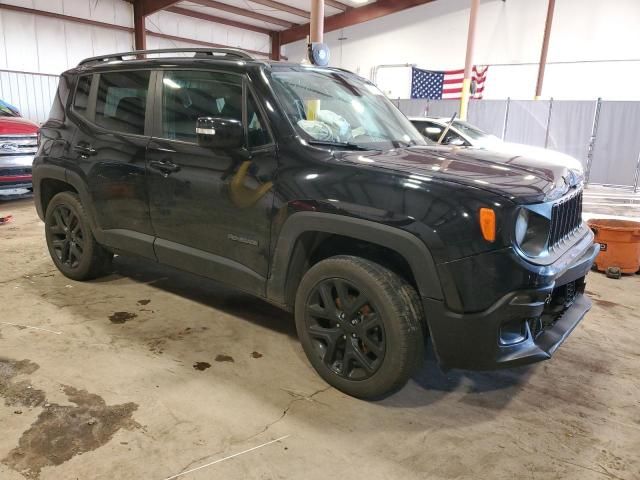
(0, 167, 31, 176)
(548, 189, 583, 248)
(0, 134, 38, 156)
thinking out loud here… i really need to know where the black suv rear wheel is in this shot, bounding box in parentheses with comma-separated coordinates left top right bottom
(45, 191, 113, 281)
(295, 255, 425, 399)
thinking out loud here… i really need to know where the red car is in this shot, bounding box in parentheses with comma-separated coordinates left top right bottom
(0, 100, 39, 191)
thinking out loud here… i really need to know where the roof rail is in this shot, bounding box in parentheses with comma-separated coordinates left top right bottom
(78, 48, 254, 66)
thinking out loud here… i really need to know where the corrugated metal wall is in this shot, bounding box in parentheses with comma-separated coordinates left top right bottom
(0, 69, 59, 124)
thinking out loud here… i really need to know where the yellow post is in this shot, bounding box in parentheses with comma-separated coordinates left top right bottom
(459, 0, 480, 121)
(459, 78, 472, 121)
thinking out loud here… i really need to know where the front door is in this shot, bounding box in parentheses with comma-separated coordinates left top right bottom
(146, 69, 277, 296)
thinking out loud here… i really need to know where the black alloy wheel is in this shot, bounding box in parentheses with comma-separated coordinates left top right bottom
(48, 205, 85, 269)
(44, 191, 113, 281)
(305, 278, 386, 380)
(295, 256, 425, 399)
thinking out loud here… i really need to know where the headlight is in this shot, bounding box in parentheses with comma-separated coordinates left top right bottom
(514, 208, 550, 257)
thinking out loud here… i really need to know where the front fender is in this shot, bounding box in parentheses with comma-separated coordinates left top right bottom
(266, 212, 443, 307)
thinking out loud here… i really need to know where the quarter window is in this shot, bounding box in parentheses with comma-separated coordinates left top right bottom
(95, 71, 150, 135)
(161, 70, 242, 143)
(73, 75, 93, 118)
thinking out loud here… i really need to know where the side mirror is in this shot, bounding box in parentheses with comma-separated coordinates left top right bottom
(196, 117, 243, 149)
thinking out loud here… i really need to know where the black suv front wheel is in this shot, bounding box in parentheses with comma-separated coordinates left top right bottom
(45, 191, 113, 281)
(295, 255, 425, 399)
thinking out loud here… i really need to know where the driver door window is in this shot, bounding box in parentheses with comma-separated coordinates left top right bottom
(247, 92, 272, 148)
(161, 71, 242, 143)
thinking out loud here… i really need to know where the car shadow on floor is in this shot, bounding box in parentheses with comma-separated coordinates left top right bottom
(376, 343, 535, 409)
(98, 255, 535, 410)
(96, 254, 298, 339)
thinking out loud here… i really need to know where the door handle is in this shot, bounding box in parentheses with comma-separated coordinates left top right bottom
(73, 144, 97, 158)
(149, 159, 181, 176)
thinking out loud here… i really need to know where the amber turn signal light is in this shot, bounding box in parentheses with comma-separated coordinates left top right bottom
(479, 208, 496, 242)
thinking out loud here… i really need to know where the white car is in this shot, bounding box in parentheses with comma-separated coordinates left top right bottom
(409, 116, 584, 174)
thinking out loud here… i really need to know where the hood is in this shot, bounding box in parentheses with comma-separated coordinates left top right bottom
(474, 139, 584, 173)
(336, 145, 583, 204)
(0, 116, 39, 135)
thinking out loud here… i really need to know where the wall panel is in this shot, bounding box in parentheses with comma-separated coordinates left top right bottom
(0, 70, 58, 124)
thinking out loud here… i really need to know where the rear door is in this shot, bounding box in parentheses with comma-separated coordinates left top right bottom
(69, 69, 155, 258)
(146, 69, 277, 296)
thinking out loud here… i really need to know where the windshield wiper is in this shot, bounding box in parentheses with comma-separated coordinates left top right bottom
(307, 140, 375, 151)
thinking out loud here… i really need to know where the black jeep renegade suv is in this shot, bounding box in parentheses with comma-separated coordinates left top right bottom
(33, 48, 598, 399)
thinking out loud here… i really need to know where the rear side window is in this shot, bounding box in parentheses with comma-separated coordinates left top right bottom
(161, 70, 242, 143)
(95, 71, 150, 135)
(73, 75, 92, 118)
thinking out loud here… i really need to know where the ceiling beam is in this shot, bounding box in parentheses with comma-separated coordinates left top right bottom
(0, 3, 133, 32)
(280, 0, 436, 44)
(166, 6, 271, 34)
(146, 30, 269, 57)
(249, 0, 310, 19)
(188, 0, 296, 28)
(141, 0, 182, 16)
(325, 1, 350, 11)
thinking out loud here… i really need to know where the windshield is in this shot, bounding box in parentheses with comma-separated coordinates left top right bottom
(271, 67, 426, 150)
(0, 100, 19, 117)
(451, 120, 500, 145)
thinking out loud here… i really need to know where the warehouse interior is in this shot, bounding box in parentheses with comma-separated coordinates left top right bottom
(0, 1, 639, 479)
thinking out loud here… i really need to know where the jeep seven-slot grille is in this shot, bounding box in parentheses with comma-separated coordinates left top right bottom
(548, 189, 583, 248)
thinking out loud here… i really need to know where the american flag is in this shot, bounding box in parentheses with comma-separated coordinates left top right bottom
(410, 66, 488, 99)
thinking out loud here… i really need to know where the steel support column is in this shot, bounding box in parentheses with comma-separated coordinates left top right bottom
(133, 1, 147, 50)
(271, 32, 282, 61)
(310, 0, 325, 43)
(535, 0, 556, 100)
(459, 0, 479, 121)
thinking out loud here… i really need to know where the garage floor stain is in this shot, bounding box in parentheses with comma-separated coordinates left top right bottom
(2, 385, 140, 479)
(109, 311, 138, 324)
(0, 358, 45, 408)
(215, 354, 234, 362)
(193, 361, 211, 371)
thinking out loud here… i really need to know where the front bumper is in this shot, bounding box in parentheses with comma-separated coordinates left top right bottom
(425, 237, 600, 370)
(0, 155, 34, 190)
(0, 167, 32, 190)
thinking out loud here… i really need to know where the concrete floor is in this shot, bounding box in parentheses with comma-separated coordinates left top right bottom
(0, 196, 639, 480)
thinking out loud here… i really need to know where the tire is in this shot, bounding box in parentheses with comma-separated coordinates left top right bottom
(294, 255, 425, 399)
(44, 191, 113, 281)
